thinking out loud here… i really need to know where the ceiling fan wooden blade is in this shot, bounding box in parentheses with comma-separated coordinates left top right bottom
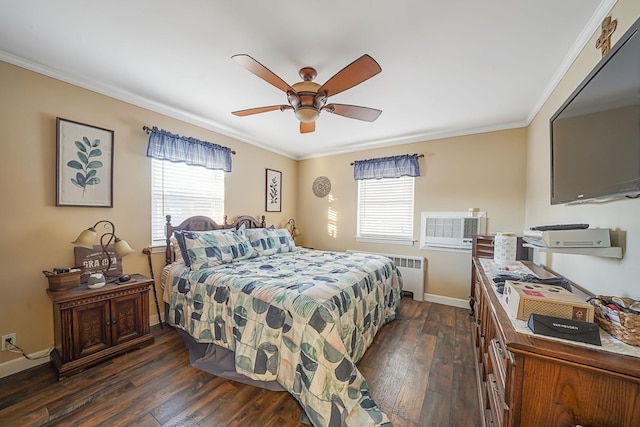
(232, 105, 291, 116)
(323, 104, 382, 122)
(316, 54, 381, 97)
(300, 121, 315, 133)
(232, 54, 295, 93)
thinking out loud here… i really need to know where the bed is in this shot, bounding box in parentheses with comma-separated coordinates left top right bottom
(161, 214, 402, 427)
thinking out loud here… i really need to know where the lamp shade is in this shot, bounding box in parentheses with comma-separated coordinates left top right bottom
(114, 237, 135, 258)
(71, 227, 97, 249)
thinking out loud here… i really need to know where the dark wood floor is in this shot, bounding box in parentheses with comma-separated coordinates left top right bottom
(0, 299, 480, 426)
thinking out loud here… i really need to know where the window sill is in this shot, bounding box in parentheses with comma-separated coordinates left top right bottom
(148, 244, 167, 254)
(355, 237, 414, 246)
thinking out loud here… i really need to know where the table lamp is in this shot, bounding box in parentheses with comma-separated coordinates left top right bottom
(287, 218, 301, 242)
(72, 220, 134, 279)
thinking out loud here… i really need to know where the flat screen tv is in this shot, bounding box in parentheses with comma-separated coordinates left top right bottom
(550, 16, 640, 205)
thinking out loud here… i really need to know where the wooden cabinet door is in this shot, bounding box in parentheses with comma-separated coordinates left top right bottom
(72, 300, 110, 359)
(110, 293, 143, 346)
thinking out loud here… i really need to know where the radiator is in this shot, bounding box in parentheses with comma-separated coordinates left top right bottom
(347, 250, 425, 301)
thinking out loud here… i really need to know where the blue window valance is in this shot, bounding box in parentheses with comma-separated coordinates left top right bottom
(353, 154, 421, 180)
(146, 126, 232, 172)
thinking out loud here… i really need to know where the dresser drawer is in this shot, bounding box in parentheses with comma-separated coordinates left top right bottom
(488, 339, 506, 397)
(486, 373, 504, 427)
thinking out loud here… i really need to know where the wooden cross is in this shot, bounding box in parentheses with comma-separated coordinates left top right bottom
(595, 16, 617, 57)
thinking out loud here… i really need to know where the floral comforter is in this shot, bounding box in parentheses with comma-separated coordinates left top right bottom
(166, 249, 402, 427)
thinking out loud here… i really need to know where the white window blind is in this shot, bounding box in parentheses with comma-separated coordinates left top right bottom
(357, 176, 415, 244)
(151, 159, 224, 246)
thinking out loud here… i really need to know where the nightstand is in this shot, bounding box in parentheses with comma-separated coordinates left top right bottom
(47, 274, 155, 380)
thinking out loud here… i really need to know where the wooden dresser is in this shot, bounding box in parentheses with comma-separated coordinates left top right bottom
(470, 257, 640, 426)
(47, 274, 154, 379)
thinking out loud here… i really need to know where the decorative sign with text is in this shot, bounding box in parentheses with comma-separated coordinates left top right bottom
(74, 245, 122, 283)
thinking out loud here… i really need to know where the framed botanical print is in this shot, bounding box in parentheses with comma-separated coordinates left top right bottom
(56, 118, 114, 207)
(265, 168, 282, 212)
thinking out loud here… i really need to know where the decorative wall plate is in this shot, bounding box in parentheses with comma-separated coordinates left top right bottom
(312, 176, 331, 198)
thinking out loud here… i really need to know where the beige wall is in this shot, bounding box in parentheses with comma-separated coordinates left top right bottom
(4, 0, 638, 373)
(525, 0, 640, 298)
(0, 61, 297, 366)
(297, 128, 527, 302)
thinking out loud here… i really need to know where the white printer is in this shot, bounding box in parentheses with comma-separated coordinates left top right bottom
(523, 228, 611, 248)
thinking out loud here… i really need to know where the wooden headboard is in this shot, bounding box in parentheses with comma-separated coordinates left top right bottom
(165, 214, 266, 265)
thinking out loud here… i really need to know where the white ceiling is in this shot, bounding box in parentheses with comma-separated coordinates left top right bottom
(0, 0, 613, 159)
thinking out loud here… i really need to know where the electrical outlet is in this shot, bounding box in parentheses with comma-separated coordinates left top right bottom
(1, 333, 16, 351)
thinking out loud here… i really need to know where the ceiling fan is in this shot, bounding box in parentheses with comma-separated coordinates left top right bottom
(231, 54, 382, 134)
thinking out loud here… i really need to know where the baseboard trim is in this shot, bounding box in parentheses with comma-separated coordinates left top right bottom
(0, 351, 50, 379)
(423, 293, 470, 309)
(150, 313, 162, 327)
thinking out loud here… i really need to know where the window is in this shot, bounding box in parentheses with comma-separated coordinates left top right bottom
(357, 176, 415, 245)
(151, 159, 224, 246)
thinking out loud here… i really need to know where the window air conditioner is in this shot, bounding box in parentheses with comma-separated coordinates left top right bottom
(419, 211, 486, 251)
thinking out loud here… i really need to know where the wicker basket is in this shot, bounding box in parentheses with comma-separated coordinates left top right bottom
(43, 270, 81, 291)
(593, 296, 640, 347)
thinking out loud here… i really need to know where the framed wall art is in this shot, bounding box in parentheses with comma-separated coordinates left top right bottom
(56, 118, 114, 207)
(265, 168, 282, 212)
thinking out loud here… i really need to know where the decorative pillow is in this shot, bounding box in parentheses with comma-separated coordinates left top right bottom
(233, 223, 247, 236)
(172, 231, 190, 266)
(170, 235, 185, 264)
(245, 228, 296, 256)
(183, 229, 256, 270)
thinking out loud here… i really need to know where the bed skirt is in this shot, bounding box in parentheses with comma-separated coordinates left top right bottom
(164, 303, 286, 392)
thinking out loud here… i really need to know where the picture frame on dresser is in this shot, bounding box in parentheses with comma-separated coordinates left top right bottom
(56, 117, 114, 207)
(265, 168, 282, 212)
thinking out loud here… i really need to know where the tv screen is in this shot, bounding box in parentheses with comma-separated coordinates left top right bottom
(550, 17, 640, 205)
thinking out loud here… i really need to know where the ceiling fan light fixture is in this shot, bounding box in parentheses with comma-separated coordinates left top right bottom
(231, 54, 382, 133)
(295, 107, 320, 123)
